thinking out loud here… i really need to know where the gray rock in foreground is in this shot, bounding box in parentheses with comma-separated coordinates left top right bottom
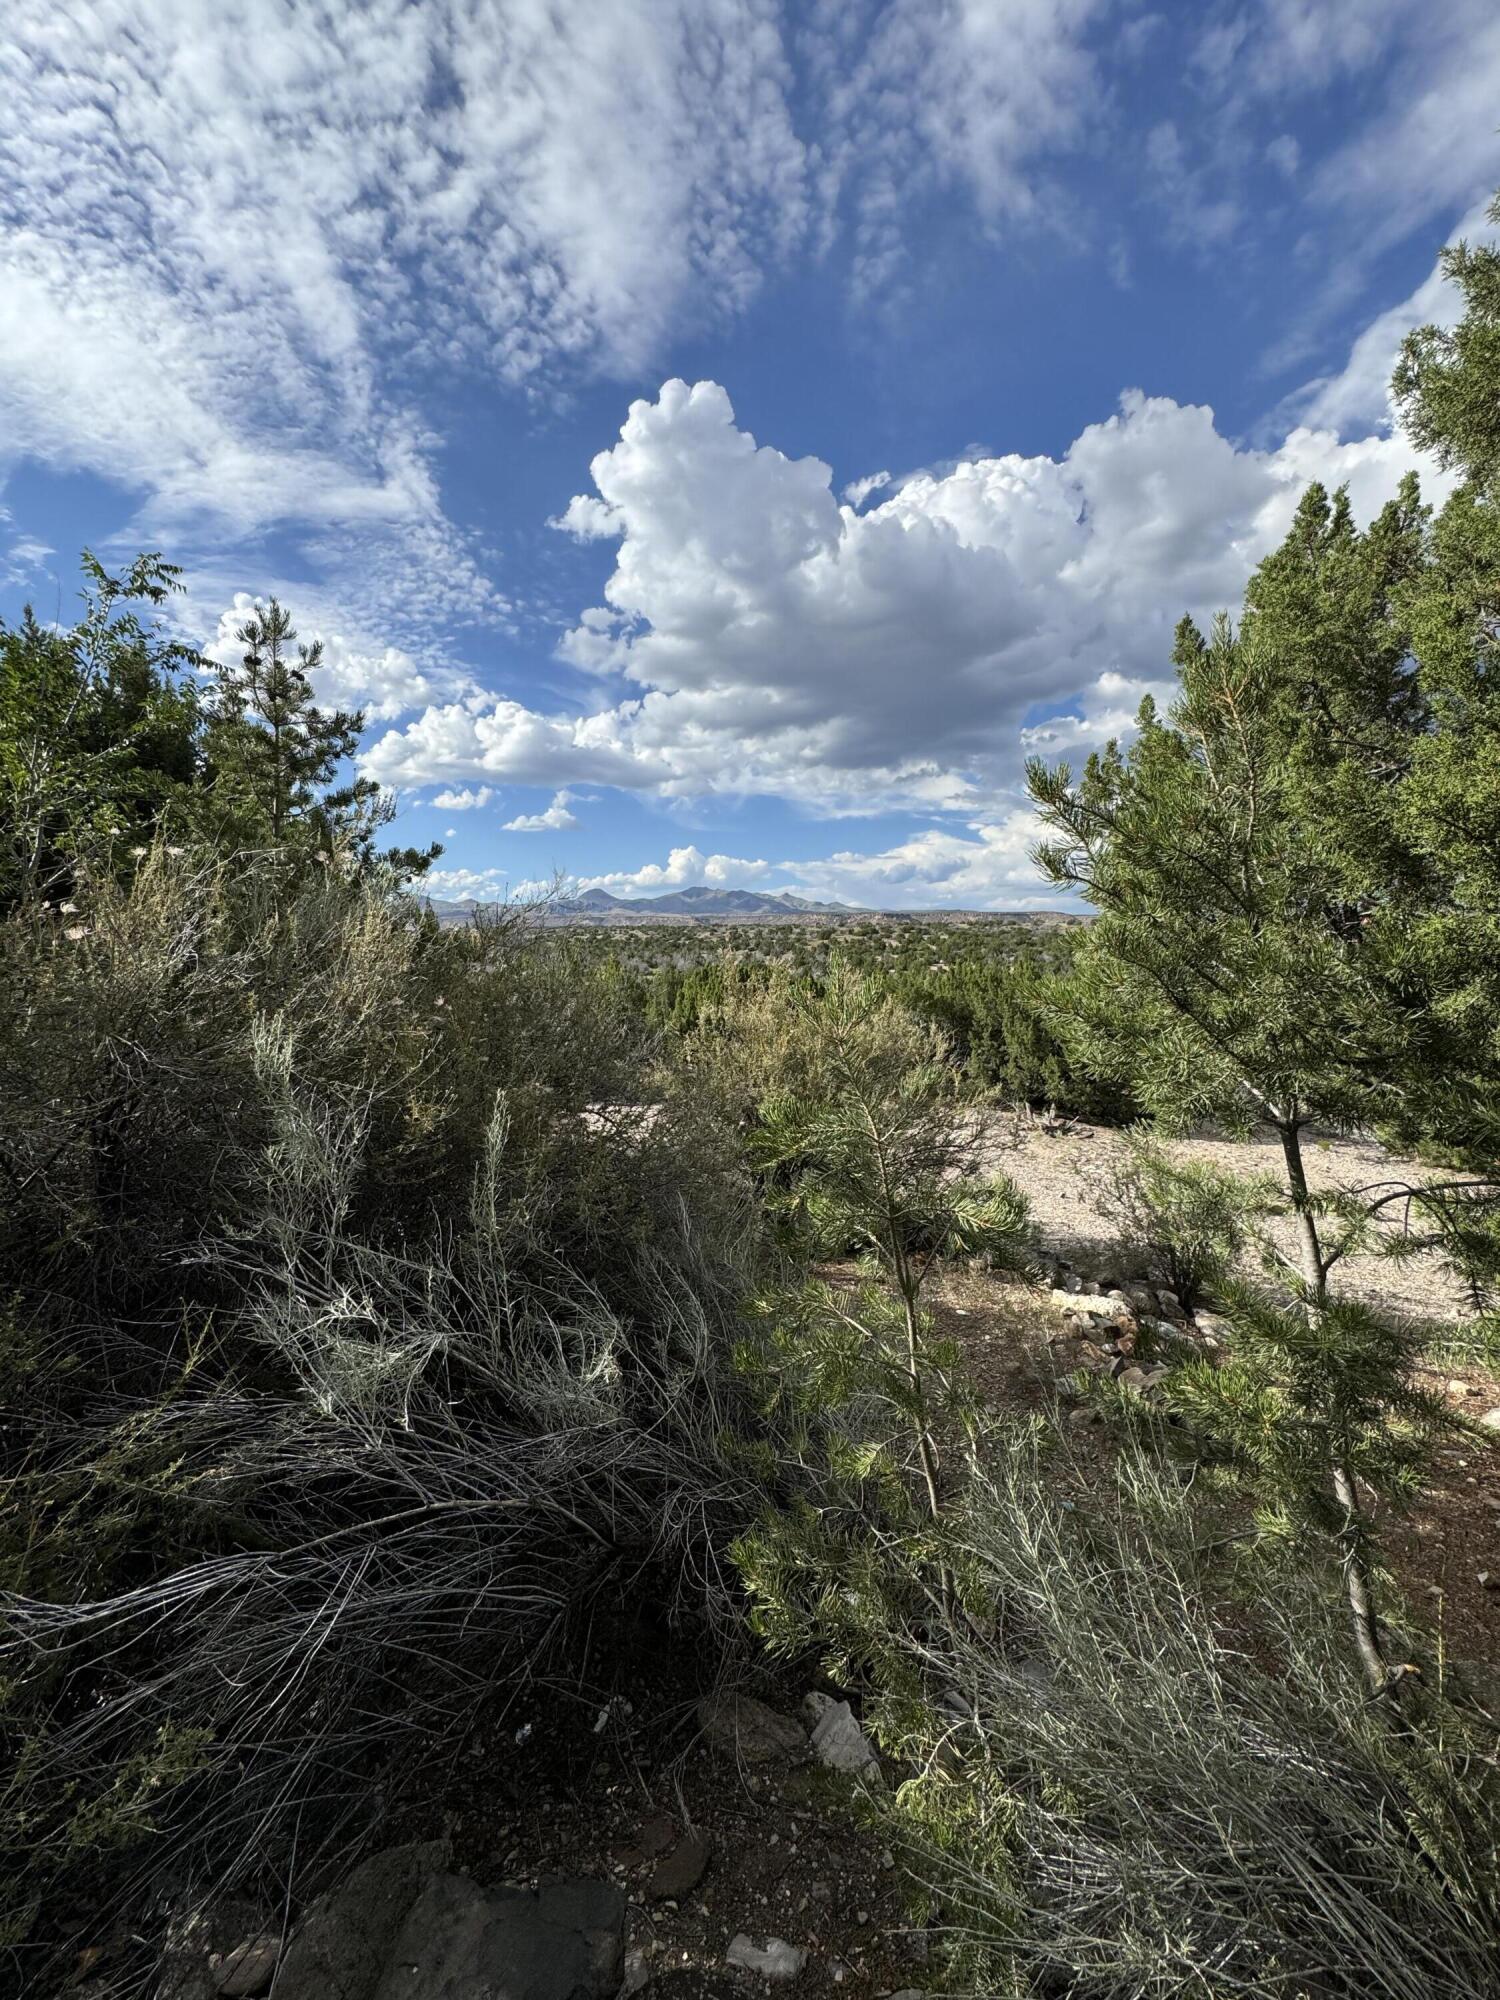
(372, 1873, 624, 2000)
(275, 1841, 451, 2000)
(273, 1843, 623, 2000)
(697, 1692, 808, 1765)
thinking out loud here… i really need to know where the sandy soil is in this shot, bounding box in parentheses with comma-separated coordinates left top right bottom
(972, 1116, 1475, 1324)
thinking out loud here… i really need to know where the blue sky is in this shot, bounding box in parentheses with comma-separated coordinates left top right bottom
(2, 0, 1497, 908)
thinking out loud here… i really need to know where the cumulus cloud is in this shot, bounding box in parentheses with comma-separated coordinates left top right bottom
(364, 375, 1441, 814)
(577, 846, 772, 896)
(433, 786, 494, 811)
(556, 810, 1057, 912)
(504, 792, 579, 832)
(202, 595, 464, 722)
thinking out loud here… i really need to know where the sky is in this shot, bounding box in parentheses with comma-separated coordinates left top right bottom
(2, 0, 1498, 910)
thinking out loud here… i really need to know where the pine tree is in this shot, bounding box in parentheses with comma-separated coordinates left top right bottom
(0, 552, 201, 908)
(201, 599, 437, 880)
(1026, 491, 1444, 1693)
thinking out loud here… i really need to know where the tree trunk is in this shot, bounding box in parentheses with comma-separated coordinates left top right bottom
(1278, 1118, 1389, 1696)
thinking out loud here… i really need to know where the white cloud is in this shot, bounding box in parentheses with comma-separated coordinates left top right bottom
(202, 595, 463, 722)
(362, 375, 1439, 813)
(559, 810, 1059, 911)
(1285, 194, 1499, 436)
(433, 786, 494, 811)
(366, 374, 1446, 814)
(504, 791, 579, 832)
(577, 846, 772, 896)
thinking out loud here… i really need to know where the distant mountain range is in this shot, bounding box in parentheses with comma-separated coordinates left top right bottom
(425, 885, 863, 926)
(424, 885, 1082, 927)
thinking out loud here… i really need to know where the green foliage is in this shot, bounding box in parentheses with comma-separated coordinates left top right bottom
(0, 857, 777, 1976)
(201, 597, 439, 882)
(1394, 190, 1500, 488)
(739, 1404, 1500, 2000)
(1098, 1133, 1261, 1308)
(1162, 1285, 1454, 1539)
(0, 552, 201, 909)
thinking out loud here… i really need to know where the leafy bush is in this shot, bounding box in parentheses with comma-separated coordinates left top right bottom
(739, 1418, 1500, 2000)
(0, 855, 775, 1980)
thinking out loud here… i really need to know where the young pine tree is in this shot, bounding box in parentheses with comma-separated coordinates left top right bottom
(202, 599, 436, 881)
(0, 552, 201, 910)
(1026, 488, 1447, 1693)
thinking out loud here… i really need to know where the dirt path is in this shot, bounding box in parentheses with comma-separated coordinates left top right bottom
(973, 1116, 1475, 1324)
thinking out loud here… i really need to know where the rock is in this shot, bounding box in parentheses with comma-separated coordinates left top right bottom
(1447, 1379, 1473, 1398)
(1139, 1365, 1172, 1391)
(158, 1896, 266, 2000)
(275, 1847, 623, 2000)
(613, 1814, 676, 1867)
(697, 1693, 808, 1766)
(650, 1833, 713, 1900)
(215, 1935, 280, 1997)
(619, 1948, 651, 1998)
(1050, 1288, 1128, 1318)
(275, 1842, 451, 2000)
(1194, 1311, 1232, 1341)
(1156, 1289, 1185, 1318)
(725, 1935, 805, 1983)
(370, 1874, 624, 2000)
(806, 1698, 879, 1779)
(1479, 1408, 1500, 1432)
(1118, 1366, 1149, 1393)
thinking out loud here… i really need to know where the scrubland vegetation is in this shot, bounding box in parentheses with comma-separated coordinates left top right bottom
(4, 200, 1500, 1999)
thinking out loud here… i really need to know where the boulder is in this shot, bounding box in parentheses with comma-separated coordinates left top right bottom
(1050, 1288, 1130, 1318)
(215, 1934, 280, 1997)
(275, 1846, 623, 2000)
(274, 1841, 450, 2000)
(370, 1874, 624, 2000)
(649, 1832, 713, 1900)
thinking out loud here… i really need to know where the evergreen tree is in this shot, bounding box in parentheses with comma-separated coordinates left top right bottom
(202, 599, 438, 881)
(1025, 490, 1445, 1693)
(1388, 193, 1500, 1167)
(0, 552, 201, 909)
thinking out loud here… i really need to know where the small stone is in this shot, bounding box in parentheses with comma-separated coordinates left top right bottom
(1480, 1571, 1498, 1591)
(650, 1833, 713, 1900)
(725, 1935, 805, 1983)
(1050, 1288, 1124, 1317)
(879, 1851, 894, 1870)
(620, 1948, 651, 1997)
(812, 1696, 880, 1776)
(215, 1935, 280, 1998)
(1479, 1408, 1500, 1432)
(1156, 1290, 1185, 1318)
(1447, 1380, 1473, 1398)
(1118, 1366, 1148, 1392)
(698, 1693, 808, 1766)
(855, 1909, 869, 1926)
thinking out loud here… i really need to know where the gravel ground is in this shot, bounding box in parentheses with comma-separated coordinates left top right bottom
(972, 1116, 1475, 1324)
